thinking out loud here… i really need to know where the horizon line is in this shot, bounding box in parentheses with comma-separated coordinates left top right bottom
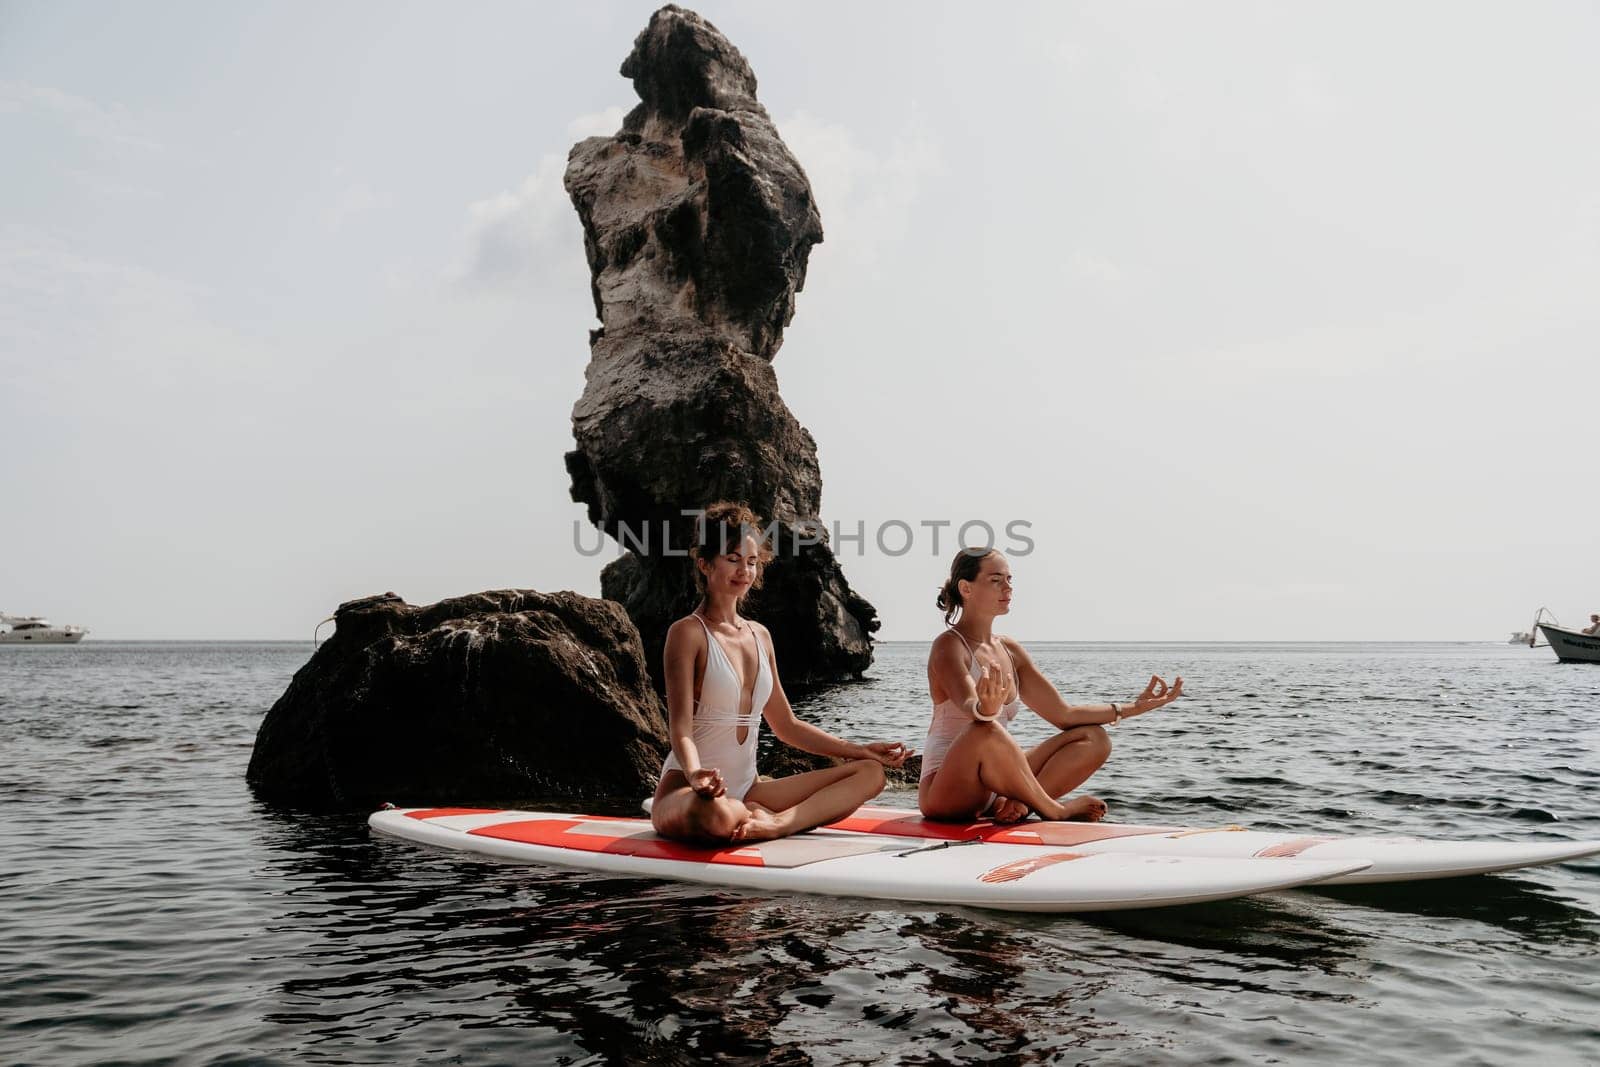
(2, 637, 1538, 646)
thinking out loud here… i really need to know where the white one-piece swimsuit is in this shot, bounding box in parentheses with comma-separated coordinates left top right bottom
(920, 630, 1023, 786)
(659, 614, 773, 801)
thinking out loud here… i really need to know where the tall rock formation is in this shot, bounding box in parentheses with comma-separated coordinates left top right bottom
(563, 5, 877, 688)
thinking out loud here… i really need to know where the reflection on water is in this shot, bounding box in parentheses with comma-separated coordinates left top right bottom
(1314, 874, 1600, 948)
(2, 642, 1599, 1064)
(245, 807, 1594, 1064)
(1082, 894, 1367, 977)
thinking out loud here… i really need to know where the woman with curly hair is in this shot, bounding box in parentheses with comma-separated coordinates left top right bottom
(651, 502, 910, 844)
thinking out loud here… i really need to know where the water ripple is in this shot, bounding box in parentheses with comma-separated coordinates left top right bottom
(1, 641, 1598, 1064)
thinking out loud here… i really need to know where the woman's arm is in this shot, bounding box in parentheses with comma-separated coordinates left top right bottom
(663, 620, 725, 797)
(758, 626, 908, 766)
(1007, 637, 1183, 729)
(929, 631, 1008, 722)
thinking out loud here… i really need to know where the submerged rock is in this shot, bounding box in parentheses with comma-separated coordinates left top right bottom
(564, 4, 878, 689)
(246, 591, 669, 810)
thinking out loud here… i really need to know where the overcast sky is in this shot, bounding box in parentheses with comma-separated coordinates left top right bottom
(3, 1, 1596, 641)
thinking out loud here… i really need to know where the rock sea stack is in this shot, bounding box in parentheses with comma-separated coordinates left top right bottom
(564, 4, 879, 689)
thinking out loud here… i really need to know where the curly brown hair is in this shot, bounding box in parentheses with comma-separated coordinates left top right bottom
(689, 501, 774, 596)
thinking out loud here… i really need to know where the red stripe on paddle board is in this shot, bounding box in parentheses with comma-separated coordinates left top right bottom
(1255, 837, 1337, 858)
(405, 807, 501, 820)
(828, 810, 995, 840)
(979, 852, 1087, 884)
(467, 818, 766, 867)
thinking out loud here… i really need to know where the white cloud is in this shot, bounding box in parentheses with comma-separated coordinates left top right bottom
(0, 225, 273, 410)
(1185, 237, 1600, 379)
(1066, 250, 1126, 283)
(452, 152, 579, 287)
(62, 168, 157, 202)
(326, 179, 381, 231)
(1287, 64, 1344, 122)
(452, 107, 938, 290)
(567, 105, 627, 139)
(0, 80, 162, 153)
(449, 106, 629, 289)
(776, 110, 940, 270)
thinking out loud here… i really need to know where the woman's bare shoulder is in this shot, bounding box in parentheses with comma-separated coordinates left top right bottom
(996, 633, 1027, 653)
(996, 633, 1032, 661)
(665, 615, 708, 649)
(929, 629, 966, 660)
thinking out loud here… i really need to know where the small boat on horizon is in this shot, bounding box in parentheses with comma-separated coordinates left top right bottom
(0, 613, 88, 644)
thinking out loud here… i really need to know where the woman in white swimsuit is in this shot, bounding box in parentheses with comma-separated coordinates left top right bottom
(652, 502, 910, 845)
(919, 547, 1184, 824)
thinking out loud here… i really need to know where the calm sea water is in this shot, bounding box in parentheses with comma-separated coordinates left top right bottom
(2, 641, 1597, 1065)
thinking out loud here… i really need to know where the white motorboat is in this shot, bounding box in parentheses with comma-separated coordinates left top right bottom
(1528, 607, 1600, 664)
(0, 613, 88, 644)
(1536, 623, 1600, 664)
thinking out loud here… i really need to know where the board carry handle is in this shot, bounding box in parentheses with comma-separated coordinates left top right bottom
(891, 838, 986, 858)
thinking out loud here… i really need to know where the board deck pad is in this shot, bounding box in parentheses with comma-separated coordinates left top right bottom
(466, 816, 901, 868)
(403, 808, 902, 869)
(830, 806, 1188, 846)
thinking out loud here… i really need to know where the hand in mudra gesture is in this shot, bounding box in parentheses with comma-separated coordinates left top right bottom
(863, 741, 912, 768)
(688, 767, 727, 799)
(974, 659, 1009, 719)
(1129, 674, 1184, 716)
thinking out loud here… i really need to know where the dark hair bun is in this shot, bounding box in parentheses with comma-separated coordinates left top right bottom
(937, 547, 996, 625)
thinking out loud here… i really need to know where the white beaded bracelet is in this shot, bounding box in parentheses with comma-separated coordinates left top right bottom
(969, 698, 1001, 723)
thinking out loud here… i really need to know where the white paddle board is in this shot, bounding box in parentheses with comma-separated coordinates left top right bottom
(825, 806, 1600, 885)
(370, 807, 1371, 913)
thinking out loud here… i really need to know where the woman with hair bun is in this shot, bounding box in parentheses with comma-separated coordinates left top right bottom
(651, 502, 910, 845)
(920, 547, 1184, 823)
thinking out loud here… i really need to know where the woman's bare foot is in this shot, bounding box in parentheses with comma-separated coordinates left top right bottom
(989, 797, 1030, 823)
(730, 803, 786, 843)
(1035, 795, 1108, 822)
(1059, 795, 1108, 822)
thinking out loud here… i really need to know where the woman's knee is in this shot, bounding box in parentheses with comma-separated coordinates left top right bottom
(1081, 724, 1112, 760)
(967, 720, 1018, 751)
(851, 758, 887, 792)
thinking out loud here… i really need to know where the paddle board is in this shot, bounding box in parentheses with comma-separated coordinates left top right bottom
(825, 806, 1600, 885)
(370, 807, 1371, 913)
